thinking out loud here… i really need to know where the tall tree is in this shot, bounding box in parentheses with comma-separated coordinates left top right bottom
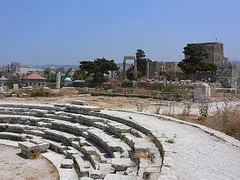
(178, 44, 216, 74)
(79, 58, 118, 85)
(136, 49, 146, 60)
(72, 70, 86, 80)
(44, 68, 51, 82)
(136, 49, 147, 77)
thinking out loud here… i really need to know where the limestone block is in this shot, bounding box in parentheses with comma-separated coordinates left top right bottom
(81, 146, 97, 155)
(38, 142, 50, 152)
(104, 174, 137, 180)
(90, 170, 103, 179)
(98, 163, 114, 174)
(107, 122, 131, 133)
(111, 158, 133, 171)
(80, 177, 92, 180)
(72, 154, 94, 177)
(60, 159, 74, 169)
(71, 100, 88, 106)
(18, 142, 38, 154)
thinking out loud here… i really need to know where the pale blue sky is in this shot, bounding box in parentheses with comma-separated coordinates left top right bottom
(1, 0, 240, 65)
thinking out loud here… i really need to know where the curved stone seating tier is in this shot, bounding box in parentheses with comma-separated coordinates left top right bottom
(0, 101, 164, 180)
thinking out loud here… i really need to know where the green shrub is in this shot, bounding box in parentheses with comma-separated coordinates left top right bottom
(221, 81, 231, 88)
(165, 139, 174, 144)
(10, 136, 22, 141)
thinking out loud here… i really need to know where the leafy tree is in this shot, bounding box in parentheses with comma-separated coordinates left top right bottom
(72, 70, 86, 80)
(178, 44, 216, 74)
(44, 68, 51, 82)
(126, 65, 134, 81)
(79, 57, 118, 85)
(5, 75, 22, 89)
(125, 49, 147, 80)
(136, 49, 146, 60)
(136, 49, 146, 77)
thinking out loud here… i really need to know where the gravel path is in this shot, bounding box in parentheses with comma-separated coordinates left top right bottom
(103, 110, 240, 180)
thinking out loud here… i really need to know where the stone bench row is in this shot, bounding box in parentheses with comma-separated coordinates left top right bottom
(0, 102, 164, 179)
(0, 101, 101, 114)
(0, 111, 149, 157)
(0, 128, 138, 179)
(0, 129, 107, 178)
(0, 104, 146, 140)
(0, 118, 159, 179)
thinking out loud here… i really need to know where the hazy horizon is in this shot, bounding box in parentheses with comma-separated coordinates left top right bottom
(1, 0, 240, 65)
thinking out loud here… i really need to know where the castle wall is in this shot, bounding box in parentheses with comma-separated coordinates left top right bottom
(216, 62, 238, 90)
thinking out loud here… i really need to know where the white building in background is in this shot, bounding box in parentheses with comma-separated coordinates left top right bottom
(0, 76, 8, 86)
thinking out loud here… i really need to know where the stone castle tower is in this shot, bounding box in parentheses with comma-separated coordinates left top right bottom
(186, 42, 228, 64)
(188, 42, 238, 90)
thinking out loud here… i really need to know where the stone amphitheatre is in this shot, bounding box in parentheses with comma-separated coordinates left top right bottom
(0, 95, 240, 180)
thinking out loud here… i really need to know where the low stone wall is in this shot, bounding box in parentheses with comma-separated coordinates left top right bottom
(91, 92, 182, 101)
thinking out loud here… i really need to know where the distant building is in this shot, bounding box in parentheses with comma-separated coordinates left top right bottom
(186, 42, 228, 64)
(19, 67, 44, 76)
(146, 60, 182, 80)
(0, 76, 8, 86)
(64, 77, 72, 86)
(183, 42, 238, 90)
(23, 73, 46, 87)
(8, 62, 21, 72)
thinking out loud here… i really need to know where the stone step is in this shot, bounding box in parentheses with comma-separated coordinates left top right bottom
(43, 150, 79, 180)
(0, 114, 54, 126)
(123, 133, 155, 152)
(0, 123, 37, 133)
(138, 158, 161, 179)
(29, 109, 49, 117)
(111, 158, 134, 171)
(50, 119, 90, 136)
(0, 132, 26, 141)
(87, 128, 132, 158)
(43, 139, 69, 154)
(106, 121, 131, 137)
(70, 100, 88, 106)
(65, 104, 102, 114)
(95, 111, 164, 159)
(72, 153, 95, 177)
(0, 102, 55, 111)
(104, 174, 139, 180)
(43, 129, 79, 146)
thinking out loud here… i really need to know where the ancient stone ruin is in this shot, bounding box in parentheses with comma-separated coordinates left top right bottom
(0, 100, 165, 179)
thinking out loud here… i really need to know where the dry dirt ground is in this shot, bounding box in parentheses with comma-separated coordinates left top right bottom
(0, 145, 59, 180)
(2, 95, 166, 110)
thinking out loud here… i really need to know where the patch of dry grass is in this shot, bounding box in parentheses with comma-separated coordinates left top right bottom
(57, 88, 78, 96)
(132, 88, 150, 95)
(133, 151, 150, 160)
(176, 110, 240, 141)
(204, 110, 240, 140)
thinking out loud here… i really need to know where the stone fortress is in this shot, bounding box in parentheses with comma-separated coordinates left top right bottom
(122, 42, 238, 91)
(191, 42, 238, 90)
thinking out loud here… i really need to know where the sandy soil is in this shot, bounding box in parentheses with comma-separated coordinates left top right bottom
(0, 145, 59, 180)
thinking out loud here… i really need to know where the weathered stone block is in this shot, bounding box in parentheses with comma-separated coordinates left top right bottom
(111, 158, 133, 171)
